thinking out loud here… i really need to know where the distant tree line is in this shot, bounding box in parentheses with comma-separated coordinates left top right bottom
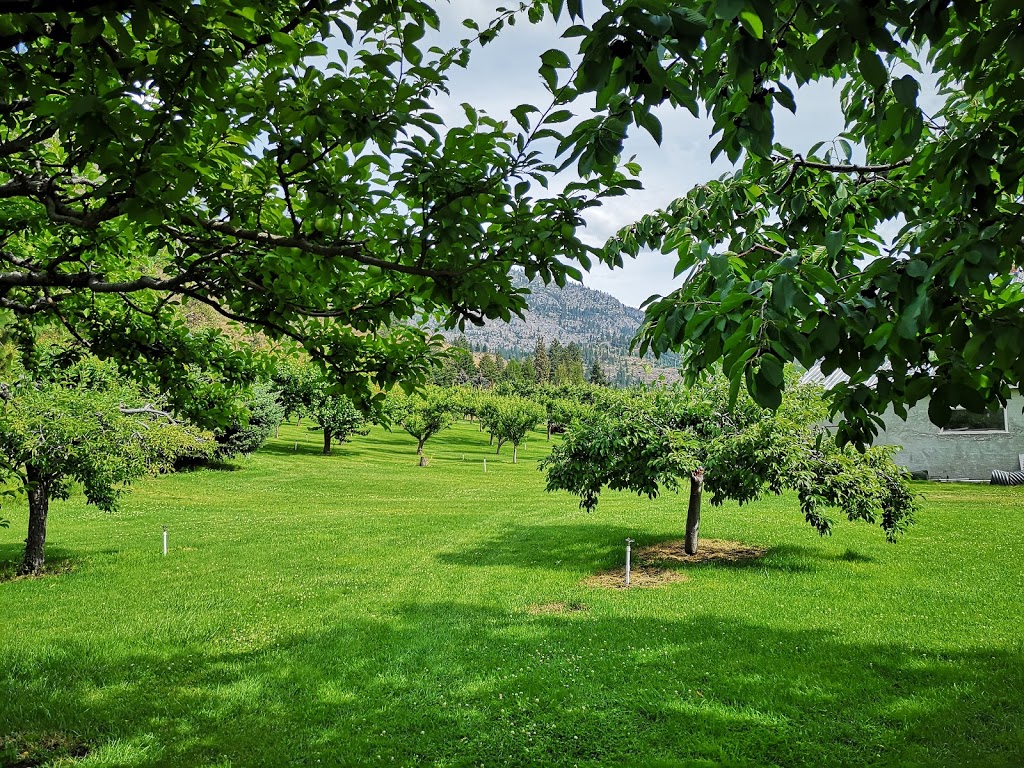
(430, 335, 627, 390)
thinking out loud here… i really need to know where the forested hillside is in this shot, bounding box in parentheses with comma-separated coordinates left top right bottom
(432, 270, 679, 385)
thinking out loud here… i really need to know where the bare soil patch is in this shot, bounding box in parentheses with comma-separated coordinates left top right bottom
(0, 732, 90, 767)
(0, 559, 75, 584)
(639, 538, 767, 565)
(583, 539, 766, 590)
(583, 565, 690, 589)
(527, 601, 589, 615)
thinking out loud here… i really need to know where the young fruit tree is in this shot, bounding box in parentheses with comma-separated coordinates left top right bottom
(387, 387, 455, 466)
(0, 363, 213, 575)
(541, 378, 915, 554)
(482, 395, 546, 464)
(538, 385, 603, 441)
(544, 1, 1024, 444)
(273, 360, 317, 428)
(310, 391, 370, 457)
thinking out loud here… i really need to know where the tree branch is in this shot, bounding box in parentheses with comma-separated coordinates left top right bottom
(118, 404, 176, 423)
(776, 155, 913, 174)
(193, 219, 464, 279)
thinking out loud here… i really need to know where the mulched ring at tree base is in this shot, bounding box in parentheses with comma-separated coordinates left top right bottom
(583, 538, 767, 590)
(0, 732, 91, 767)
(638, 538, 767, 565)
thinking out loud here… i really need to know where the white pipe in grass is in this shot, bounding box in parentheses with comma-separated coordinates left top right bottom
(163, 525, 168, 557)
(625, 538, 634, 586)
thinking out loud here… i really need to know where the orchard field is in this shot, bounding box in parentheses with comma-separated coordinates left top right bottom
(1, 420, 1022, 767)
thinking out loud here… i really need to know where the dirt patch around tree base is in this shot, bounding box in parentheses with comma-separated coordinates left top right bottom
(527, 601, 590, 615)
(0, 732, 90, 767)
(640, 538, 767, 564)
(583, 566, 690, 589)
(583, 538, 767, 589)
(0, 559, 75, 584)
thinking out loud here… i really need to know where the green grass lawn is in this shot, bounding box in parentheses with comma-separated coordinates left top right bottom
(1, 420, 1023, 767)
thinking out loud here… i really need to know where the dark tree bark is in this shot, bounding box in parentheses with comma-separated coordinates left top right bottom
(19, 463, 50, 576)
(416, 437, 425, 455)
(547, 421, 552, 441)
(685, 468, 705, 555)
(323, 429, 332, 455)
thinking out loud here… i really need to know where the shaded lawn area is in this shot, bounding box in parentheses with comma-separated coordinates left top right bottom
(1, 421, 1022, 767)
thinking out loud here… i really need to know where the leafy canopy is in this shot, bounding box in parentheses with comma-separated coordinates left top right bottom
(549, 0, 1024, 445)
(0, 1, 637, 408)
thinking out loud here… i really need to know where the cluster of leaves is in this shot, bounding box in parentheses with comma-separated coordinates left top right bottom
(0, 0, 638, 409)
(544, 0, 1024, 444)
(541, 376, 916, 542)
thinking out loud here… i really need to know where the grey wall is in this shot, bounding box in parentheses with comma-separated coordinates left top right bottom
(873, 396, 1024, 480)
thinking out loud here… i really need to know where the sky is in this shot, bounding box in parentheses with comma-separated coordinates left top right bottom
(425, 1, 851, 308)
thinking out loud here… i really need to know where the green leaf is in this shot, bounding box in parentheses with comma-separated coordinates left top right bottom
(738, 10, 764, 39)
(825, 231, 844, 259)
(858, 49, 888, 87)
(510, 104, 538, 131)
(905, 259, 928, 278)
(541, 49, 571, 69)
(715, 0, 744, 20)
(891, 74, 919, 107)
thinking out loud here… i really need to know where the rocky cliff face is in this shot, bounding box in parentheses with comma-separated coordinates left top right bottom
(432, 270, 680, 383)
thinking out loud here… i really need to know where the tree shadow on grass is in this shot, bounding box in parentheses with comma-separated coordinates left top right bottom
(769, 543, 877, 565)
(256, 441, 364, 459)
(435, 523, 840, 576)
(1, 602, 1021, 767)
(175, 458, 245, 473)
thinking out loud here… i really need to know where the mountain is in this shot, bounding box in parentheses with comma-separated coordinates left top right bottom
(432, 270, 680, 384)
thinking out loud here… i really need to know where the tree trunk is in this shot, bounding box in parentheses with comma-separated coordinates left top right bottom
(513, 444, 518, 464)
(489, 432, 494, 446)
(19, 464, 49, 576)
(323, 430, 332, 455)
(296, 415, 301, 427)
(275, 424, 280, 438)
(685, 468, 705, 555)
(547, 421, 552, 441)
(416, 438, 425, 455)
(419, 455, 429, 467)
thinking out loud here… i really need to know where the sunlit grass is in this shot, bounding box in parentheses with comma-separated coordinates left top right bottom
(1, 420, 1022, 767)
